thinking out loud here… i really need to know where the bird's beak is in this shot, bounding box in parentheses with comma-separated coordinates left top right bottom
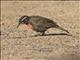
(17, 23, 20, 28)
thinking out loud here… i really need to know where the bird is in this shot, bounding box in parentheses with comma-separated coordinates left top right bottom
(17, 15, 69, 36)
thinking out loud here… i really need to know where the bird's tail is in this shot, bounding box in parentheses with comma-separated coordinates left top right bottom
(56, 26, 69, 33)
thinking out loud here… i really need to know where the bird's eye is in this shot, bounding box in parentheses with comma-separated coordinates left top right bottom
(19, 16, 27, 23)
(21, 17, 27, 22)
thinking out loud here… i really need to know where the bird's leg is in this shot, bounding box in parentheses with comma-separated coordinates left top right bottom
(34, 32, 46, 36)
(41, 32, 46, 36)
(34, 32, 42, 37)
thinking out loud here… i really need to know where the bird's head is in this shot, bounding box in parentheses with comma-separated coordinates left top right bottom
(17, 15, 29, 28)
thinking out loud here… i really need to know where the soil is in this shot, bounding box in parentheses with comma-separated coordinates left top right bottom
(1, 1, 80, 60)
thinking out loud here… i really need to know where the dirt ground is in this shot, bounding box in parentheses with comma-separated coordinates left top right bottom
(1, 1, 80, 60)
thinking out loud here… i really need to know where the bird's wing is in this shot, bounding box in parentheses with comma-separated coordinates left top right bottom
(43, 19, 58, 28)
(29, 16, 59, 30)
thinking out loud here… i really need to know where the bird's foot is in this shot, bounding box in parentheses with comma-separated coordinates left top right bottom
(34, 33, 42, 37)
(41, 34, 46, 36)
(34, 33, 46, 37)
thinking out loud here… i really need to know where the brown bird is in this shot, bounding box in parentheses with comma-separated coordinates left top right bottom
(17, 15, 69, 36)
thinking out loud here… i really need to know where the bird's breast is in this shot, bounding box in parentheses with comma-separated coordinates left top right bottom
(26, 23, 33, 30)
